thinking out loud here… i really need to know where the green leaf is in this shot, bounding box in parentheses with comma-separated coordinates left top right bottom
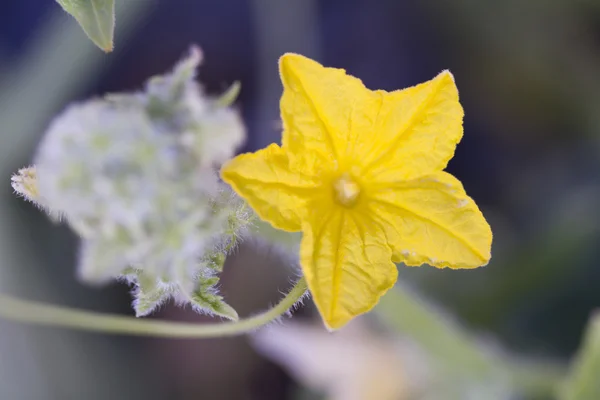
(56, 0, 115, 52)
(560, 312, 600, 400)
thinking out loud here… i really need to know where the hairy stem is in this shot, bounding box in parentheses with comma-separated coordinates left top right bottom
(0, 278, 307, 338)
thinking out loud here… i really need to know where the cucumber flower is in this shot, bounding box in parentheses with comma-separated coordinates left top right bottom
(221, 54, 492, 330)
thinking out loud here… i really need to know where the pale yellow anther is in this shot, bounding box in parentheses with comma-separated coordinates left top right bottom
(333, 173, 360, 207)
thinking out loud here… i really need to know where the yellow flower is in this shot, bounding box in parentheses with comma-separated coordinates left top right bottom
(221, 54, 492, 330)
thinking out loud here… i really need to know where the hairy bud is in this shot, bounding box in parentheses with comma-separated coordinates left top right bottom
(20, 47, 251, 319)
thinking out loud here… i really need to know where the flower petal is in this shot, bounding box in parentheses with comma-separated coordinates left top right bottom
(360, 71, 464, 181)
(220, 143, 319, 232)
(279, 53, 380, 173)
(367, 171, 492, 268)
(300, 207, 398, 330)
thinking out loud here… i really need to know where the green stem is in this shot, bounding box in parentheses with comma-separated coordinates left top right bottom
(0, 278, 307, 338)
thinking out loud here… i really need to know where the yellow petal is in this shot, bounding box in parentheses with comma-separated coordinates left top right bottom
(300, 207, 398, 330)
(279, 53, 380, 173)
(367, 171, 492, 268)
(360, 71, 464, 182)
(220, 143, 319, 232)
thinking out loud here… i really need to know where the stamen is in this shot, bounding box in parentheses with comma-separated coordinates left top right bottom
(333, 173, 361, 207)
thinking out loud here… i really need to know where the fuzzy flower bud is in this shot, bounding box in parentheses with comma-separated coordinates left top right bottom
(23, 47, 251, 319)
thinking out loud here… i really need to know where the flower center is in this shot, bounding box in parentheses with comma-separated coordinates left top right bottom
(333, 173, 361, 207)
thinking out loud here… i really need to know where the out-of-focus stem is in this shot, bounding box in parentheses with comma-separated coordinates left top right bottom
(376, 283, 564, 398)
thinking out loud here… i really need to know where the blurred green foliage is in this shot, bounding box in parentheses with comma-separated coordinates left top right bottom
(56, 0, 115, 52)
(560, 313, 600, 400)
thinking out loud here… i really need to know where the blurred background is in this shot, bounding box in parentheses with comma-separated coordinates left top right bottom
(1, 1, 600, 399)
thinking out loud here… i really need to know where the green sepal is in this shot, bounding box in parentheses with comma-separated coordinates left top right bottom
(130, 271, 174, 317)
(190, 284, 239, 321)
(205, 253, 226, 272)
(133, 285, 174, 317)
(214, 81, 241, 108)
